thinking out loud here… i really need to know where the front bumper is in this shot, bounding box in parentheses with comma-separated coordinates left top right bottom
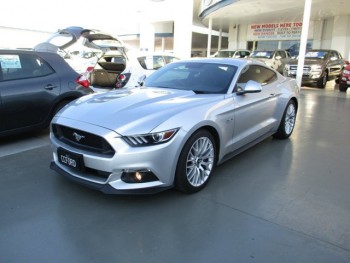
(50, 161, 171, 194)
(50, 117, 185, 194)
(283, 67, 324, 83)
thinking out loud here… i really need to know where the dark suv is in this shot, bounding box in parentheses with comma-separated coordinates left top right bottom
(283, 49, 346, 88)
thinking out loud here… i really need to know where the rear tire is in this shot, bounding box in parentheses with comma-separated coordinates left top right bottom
(52, 100, 71, 117)
(175, 130, 216, 193)
(339, 84, 348, 92)
(273, 100, 297, 139)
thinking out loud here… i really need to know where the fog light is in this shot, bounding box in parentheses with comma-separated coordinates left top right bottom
(121, 170, 158, 183)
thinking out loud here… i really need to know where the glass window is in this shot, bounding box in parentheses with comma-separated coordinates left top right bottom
(277, 51, 286, 58)
(164, 56, 180, 64)
(0, 53, 54, 81)
(330, 51, 340, 59)
(236, 65, 277, 90)
(250, 51, 274, 59)
(137, 56, 166, 70)
(145, 62, 237, 94)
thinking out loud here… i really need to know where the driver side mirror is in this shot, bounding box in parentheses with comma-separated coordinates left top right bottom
(236, 80, 262, 95)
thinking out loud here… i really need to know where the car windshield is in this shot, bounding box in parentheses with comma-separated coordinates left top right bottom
(250, 51, 273, 59)
(144, 62, 237, 94)
(305, 51, 328, 59)
(214, 51, 235, 57)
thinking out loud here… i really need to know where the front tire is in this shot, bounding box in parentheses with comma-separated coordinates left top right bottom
(273, 100, 297, 139)
(317, 71, 328, 88)
(175, 130, 216, 193)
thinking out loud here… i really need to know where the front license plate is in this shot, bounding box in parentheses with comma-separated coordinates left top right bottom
(57, 147, 84, 171)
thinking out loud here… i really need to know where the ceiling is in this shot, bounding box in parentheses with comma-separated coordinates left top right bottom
(198, 0, 350, 32)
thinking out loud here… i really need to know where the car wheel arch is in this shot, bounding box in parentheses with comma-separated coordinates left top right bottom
(174, 126, 219, 193)
(179, 125, 221, 163)
(50, 95, 80, 118)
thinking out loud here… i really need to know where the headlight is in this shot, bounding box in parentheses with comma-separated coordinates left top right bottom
(122, 128, 179, 147)
(343, 70, 350, 75)
(310, 64, 322, 71)
(284, 64, 290, 70)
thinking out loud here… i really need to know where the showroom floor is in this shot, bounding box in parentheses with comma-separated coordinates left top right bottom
(0, 82, 349, 263)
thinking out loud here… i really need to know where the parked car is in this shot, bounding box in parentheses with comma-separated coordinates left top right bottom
(212, 49, 251, 58)
(249, 50, 290, 73)
(76, 51, 180, 92)
(0, 49, 92, 137)
(50, 58, 300, 194)
(34, 26, 127, 74)
(116, 52, 180, 88)
(283, 49, 346, 88)
(337, 64, 350, 92)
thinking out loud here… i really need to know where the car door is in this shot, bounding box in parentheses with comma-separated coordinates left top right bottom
(328, 51, 343, 77)
(276, 51, 289, 73)
(231, 65, 280, 151)
(0, 52, 60, 132)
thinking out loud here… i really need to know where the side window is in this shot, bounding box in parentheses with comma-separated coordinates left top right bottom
(235, 65, 277, 92)
(242, 51, 250, 58)
(164, 56, 179, 64)
(330, 51, 339, 59)
(278, 51, 286, 59)
(137, 56, 147, 69)
(153, 56, 165, 69)
(0, 53, 54, 81)
(138, 56, 166, 70)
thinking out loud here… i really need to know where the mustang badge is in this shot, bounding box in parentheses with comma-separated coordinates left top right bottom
(73, 132, 85, 142)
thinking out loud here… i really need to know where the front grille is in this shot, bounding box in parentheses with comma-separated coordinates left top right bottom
(290, 65, 310, 71)
(52, 124, 115, 157)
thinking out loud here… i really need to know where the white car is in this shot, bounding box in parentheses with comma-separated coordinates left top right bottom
(249, 50, 291, 73)
(116, 52, 180, 88)
(212, 49, 251, 58)
(75, 51, 180, 93)
(50, 58, 300, 194)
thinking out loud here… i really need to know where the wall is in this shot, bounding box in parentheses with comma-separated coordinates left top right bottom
(0, 27, 51, 49)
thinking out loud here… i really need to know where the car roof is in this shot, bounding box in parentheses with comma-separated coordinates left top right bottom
(172, 57, 261, 68)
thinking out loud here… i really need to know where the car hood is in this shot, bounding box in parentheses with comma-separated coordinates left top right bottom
(253, 58, 271, 62)
(57, 87, 221, 135)
(288, 58, 326, 65)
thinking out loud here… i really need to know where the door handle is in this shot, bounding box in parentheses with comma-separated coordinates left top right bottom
(44, 84, 57, 90)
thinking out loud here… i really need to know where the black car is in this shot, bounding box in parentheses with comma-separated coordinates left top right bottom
(0, 49, 92, 137)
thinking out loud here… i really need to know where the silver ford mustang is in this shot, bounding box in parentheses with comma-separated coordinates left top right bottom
(50, 58, 300, 194)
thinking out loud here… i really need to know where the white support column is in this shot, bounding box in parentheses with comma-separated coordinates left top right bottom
(173, 0, 193, 58)
(218, 26, 222, 51)
(139, 21, 155, 52)
(228, 23, 238, 50)
(207, 17, 213, 57)
(296, 0, 312, 88)
(161, 37, 165, 52)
